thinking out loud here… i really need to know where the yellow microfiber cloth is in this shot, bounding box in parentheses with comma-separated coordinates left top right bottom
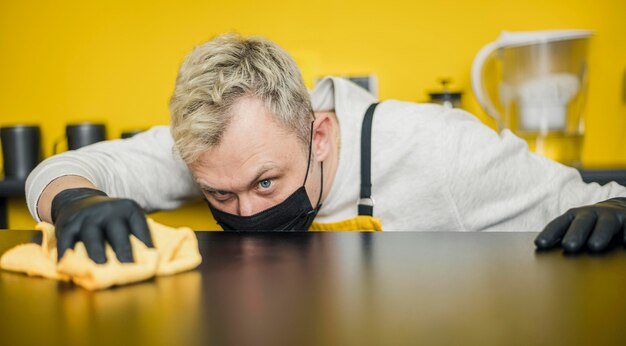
(0, 218, 202, 290)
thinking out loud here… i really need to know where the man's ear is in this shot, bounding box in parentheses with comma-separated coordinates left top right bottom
(312, 112, 334, 162)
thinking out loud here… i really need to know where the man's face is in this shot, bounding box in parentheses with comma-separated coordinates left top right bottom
(189, 96, 319, 216)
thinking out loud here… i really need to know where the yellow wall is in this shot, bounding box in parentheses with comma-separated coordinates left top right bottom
(1, 0, 625, 229)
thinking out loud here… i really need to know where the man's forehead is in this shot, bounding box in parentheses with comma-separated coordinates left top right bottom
(221, 96, 294, 147)
(193, 143, 283, 174)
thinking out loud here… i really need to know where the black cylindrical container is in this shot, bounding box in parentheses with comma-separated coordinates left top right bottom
(0, 125, 42, 180)
(66, 123, 106, 150)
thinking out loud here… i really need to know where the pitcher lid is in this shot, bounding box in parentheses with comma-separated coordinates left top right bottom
(497, 30, 593, 47)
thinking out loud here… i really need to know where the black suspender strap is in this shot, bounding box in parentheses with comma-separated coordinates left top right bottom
(358, 102, 379, 216)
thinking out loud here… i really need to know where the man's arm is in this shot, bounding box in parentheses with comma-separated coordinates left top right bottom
(26, 125, 202, 222)
(440, 109, 626, 237)
(37, 175, 96, 223)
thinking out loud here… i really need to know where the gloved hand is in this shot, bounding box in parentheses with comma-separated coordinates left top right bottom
(51, 187, 153, 264)
(535, 197, 626, 253)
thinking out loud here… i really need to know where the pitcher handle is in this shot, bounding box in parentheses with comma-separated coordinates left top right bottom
(471, 41, 502, 128)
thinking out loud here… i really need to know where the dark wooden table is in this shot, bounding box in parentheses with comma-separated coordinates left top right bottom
(1, 230, 626, 346)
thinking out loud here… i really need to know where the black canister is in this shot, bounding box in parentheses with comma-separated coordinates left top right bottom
(66, 123, 106, 150)
(53, 122, 107, 154)
(0, 125, 42, 180)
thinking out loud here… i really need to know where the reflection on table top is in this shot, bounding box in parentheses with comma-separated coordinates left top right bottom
(1, 230, 626, 346)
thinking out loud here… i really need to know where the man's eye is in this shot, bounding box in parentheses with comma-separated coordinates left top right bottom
(209, 190, 231, 201)
(259, 179, 272, 189)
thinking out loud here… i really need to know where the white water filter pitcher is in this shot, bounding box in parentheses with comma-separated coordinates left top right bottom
(471, 30, 592, 165)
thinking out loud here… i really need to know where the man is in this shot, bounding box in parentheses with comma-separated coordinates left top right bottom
(26, 33, 626, 264)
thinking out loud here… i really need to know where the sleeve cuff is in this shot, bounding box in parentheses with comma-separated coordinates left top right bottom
(25, 159, 98, 223)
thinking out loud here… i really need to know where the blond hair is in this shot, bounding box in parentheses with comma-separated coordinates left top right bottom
(169, 33, 314, 164)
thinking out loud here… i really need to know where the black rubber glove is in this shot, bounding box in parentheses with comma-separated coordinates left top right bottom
(51, 187, 153, 264)
(535, 197, 626, 253)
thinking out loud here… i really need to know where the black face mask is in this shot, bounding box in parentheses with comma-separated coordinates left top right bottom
(205, 123, 323, 231)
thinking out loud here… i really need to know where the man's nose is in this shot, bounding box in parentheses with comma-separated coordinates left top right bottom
(237, 195, 258, 217)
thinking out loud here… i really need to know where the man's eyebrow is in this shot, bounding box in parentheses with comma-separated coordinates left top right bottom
(248, 163, 280, 187)
(197, 182, 218, 192)
(196, 163, 280, 192)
